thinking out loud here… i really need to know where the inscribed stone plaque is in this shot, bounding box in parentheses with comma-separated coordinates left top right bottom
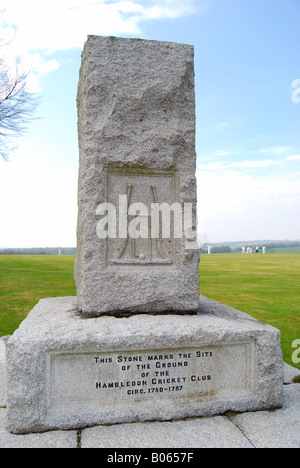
(75, 36, 199, 316)
(47, 344, 256, 417)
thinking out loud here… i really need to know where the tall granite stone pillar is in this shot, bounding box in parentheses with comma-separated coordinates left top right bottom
(75, 36, 200, 316)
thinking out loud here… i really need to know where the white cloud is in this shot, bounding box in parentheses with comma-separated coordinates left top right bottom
(216, 121, 233, 131)
(227, 159, 278, 169)
(197, 168, 300, 242)
(22, 53, 60, 93)
(197, 144, 300, 241)
(249, 146, 293, 155)
(33, 57, 60, 76)
(198, 147, 300, 173)
(0, 145, 78, 247)
(141, 0, 196, 20)
(284, 154, 300, 161)
(1, 0, 198, 91)
(197, 151, 300, 241)
(0, 22, 60, 93)
(197, 162, 225, 171)
(216, 119, 245, 131)
(2, 0, 197, 53)
(213, 150, 232, 157)
(198, 159, 278, 171)
(2, 1, 141, 53)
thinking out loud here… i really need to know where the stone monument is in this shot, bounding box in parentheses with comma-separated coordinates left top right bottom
(75, 36, 199, 316)
(6, 36, 284, 434)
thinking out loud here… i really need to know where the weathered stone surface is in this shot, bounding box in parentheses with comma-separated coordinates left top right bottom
(284, 362, 300, 384)
(81, 416, 254, 449)
(230, 384, 300, 448)
(6, 296, 283, 434)
(75, 36, 199, 316)
(0, 338, 7, 408)
(0, 409, 77, 448)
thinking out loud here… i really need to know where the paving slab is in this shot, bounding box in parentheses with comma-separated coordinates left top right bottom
(80, 416, 253, 448)
(0, 409, 77, 448)
(230, 384, 300, 448)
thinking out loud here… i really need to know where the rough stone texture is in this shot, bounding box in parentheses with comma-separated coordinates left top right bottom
(230, 384, 300, 448)
(75, 36, 199, 316)
(6, 296, 283, 434)
(0, 409, 77, 448)
(0, 338, 7, 408)
(81, 416, 253, 449)
(284, 362, 300, 384)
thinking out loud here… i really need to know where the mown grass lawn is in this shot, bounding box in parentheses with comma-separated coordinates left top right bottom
(0, 253, 299, 370)
(0, 255, 76, 336)
(200, 253, 300, 370)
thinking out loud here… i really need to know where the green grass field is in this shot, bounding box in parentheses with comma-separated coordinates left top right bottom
(0, 254, 299, 370)
(200, 253, 300, 370)
(0, 255, 76, 336)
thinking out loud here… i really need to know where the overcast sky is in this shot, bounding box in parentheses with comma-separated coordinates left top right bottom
(0, 0, 299, 247)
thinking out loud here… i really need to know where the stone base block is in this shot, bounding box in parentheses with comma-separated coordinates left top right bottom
(6, 296, 284, 434)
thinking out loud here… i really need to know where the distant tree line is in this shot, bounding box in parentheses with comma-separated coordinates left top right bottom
(203, 246, 232, 254)
(202, 241, 300, 254)
(262, 241, 300, 249)
(210, 246, 232, 254)
(1, 241, 299, 256)
(0, 248, 76, 255)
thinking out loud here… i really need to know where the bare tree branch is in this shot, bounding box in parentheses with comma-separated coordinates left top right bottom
(0, 38, 39, 160)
